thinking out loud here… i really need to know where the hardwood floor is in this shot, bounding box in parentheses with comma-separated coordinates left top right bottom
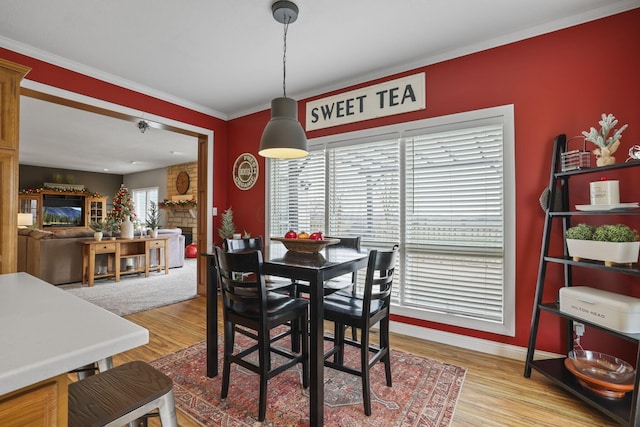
(108, 296, 616, 426)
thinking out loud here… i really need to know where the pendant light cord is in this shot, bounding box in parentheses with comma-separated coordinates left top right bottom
(282, 16, 291, 98)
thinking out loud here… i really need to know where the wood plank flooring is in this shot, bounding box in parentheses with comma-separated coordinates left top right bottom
(103, 296, 616, 426)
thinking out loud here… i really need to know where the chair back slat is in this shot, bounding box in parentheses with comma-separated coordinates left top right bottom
(214, 246, 267, 311)
(223, 237, 263, 252)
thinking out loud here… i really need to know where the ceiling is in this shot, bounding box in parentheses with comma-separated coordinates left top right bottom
(1, 0, 637, 174)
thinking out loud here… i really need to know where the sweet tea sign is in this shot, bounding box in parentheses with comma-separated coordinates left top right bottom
(305, 72, 425, 131)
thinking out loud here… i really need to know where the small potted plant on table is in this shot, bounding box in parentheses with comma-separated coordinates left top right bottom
(89, 220, 106, 241)
(146, 201, 160, 238)
(566, 223, 640, 266)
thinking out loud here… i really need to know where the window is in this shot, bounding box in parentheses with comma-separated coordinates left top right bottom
(267, 105, 515, 335)
(132, 187, 159, 225)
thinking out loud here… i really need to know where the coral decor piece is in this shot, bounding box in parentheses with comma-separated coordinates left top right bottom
(582, 113, 628, 166)
(106, 184, 136, 229)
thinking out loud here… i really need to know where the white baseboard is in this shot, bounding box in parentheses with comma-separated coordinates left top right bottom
(390, 321, 561, 361)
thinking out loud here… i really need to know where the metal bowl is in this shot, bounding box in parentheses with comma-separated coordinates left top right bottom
(568, 350, 635, 384)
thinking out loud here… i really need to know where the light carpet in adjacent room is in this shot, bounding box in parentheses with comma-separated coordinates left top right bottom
(61, 258, 197, 316)
(151, 335, 466, 426)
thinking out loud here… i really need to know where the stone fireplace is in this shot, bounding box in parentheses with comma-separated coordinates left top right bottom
(164, 162, 198, 245)
(165, 209, 197, 245)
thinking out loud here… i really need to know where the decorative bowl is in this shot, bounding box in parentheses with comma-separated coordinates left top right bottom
(567, 350, 635, 384)
(564, 358, 634, 399)
(271, 237, 340, 253)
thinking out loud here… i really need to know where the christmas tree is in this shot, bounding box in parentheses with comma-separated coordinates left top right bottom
(107, 184, 136, 228)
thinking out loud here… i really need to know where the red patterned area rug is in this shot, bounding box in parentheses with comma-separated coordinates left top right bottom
(150, 336, 466, 426)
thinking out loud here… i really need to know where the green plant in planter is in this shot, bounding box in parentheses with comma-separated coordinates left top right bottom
(145, 201, 160, 230)
(565, 223, 595, 240)
(103, 217, 118, 236)
(218, 207, 236, 239)
(89, 220, 106, 232)
(566, 223, 639, 242)
(593, 224, 639, 242)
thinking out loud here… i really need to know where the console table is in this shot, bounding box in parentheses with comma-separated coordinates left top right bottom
(81, 237, 169, 286)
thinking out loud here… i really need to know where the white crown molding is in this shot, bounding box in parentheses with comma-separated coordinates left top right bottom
(5, 0, 638, 123)
(0, 35, 227, 121)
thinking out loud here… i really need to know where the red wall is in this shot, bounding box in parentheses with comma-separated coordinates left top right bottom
(3, 9, 638, 355)
(0, 47, 229, 227)
(226, 9, 640, 354)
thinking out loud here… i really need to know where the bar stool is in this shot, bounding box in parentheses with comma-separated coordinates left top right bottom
(68, 360, 178, 427)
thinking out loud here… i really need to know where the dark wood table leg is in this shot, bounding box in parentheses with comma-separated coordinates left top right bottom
(309, 271, 324, 426)
(206, 254, 218, 378)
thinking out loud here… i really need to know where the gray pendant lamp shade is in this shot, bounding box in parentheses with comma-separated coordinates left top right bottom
(259, 97, 308, 159)
(259, 1, 308, 159)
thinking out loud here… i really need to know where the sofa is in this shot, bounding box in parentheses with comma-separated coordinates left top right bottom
(17, 227, 186, 285)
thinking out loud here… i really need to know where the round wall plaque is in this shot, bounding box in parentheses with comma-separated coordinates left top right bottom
(176, 171, 190, 194)
(233, 153, 259, 190)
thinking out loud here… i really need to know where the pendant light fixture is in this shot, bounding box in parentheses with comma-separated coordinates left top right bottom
(137, 119, 150, 133)
(259, 0, 308, 159)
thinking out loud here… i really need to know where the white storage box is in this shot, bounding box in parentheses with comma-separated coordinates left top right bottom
(559, 286, 640, 333)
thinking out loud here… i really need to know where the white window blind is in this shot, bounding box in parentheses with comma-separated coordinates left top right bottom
(132, 187, 158, 225)
(328, 139, 400, 246)
(267, 105, 514, 335)
(269, 150, 325, 237)
(404, 124, 505, 323)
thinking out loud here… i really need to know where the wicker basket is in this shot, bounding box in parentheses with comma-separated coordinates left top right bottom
(561, 137, 591, 172)
(271, 237, 340, 253)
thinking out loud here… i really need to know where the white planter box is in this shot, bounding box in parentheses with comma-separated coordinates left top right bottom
(559, 286, 640, 333)
(566, 239, 640, 265)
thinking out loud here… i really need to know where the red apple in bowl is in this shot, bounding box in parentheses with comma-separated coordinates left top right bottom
(309, 232, 323, 240)
(284, 230, 297, 239)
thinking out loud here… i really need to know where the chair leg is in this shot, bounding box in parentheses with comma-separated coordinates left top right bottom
(381, 318, 392, 387)
(258, 327, 270, 422)
(360, 325, 372, 416)
(301, 311, 309, 388)
(291, 317, 301, 353)
(158, 389, 179, 427)
(350, 285, 358, 341)
(221, 322, 234, 399)
(350, 325, 358, 341)
(333, 322, 346, 365)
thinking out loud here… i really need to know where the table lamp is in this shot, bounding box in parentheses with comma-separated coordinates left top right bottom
(17, 213, 33, 228)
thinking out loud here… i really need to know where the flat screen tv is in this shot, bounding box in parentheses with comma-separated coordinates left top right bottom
(42, 194, 85, 228)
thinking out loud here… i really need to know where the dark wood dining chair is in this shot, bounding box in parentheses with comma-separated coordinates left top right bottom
(294, 235, 362, 341)
(224, 236, 295, 295)
(294, 235, 362, 297)
(222, 236, 262, 252)
(214, 246, 309, 422)
(322, 245, 398, 416)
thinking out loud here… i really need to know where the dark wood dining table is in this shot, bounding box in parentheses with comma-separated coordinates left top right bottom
(204, 243, 369, 427)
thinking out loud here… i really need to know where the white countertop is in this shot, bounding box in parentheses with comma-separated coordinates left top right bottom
(0, 272, 149, 395)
